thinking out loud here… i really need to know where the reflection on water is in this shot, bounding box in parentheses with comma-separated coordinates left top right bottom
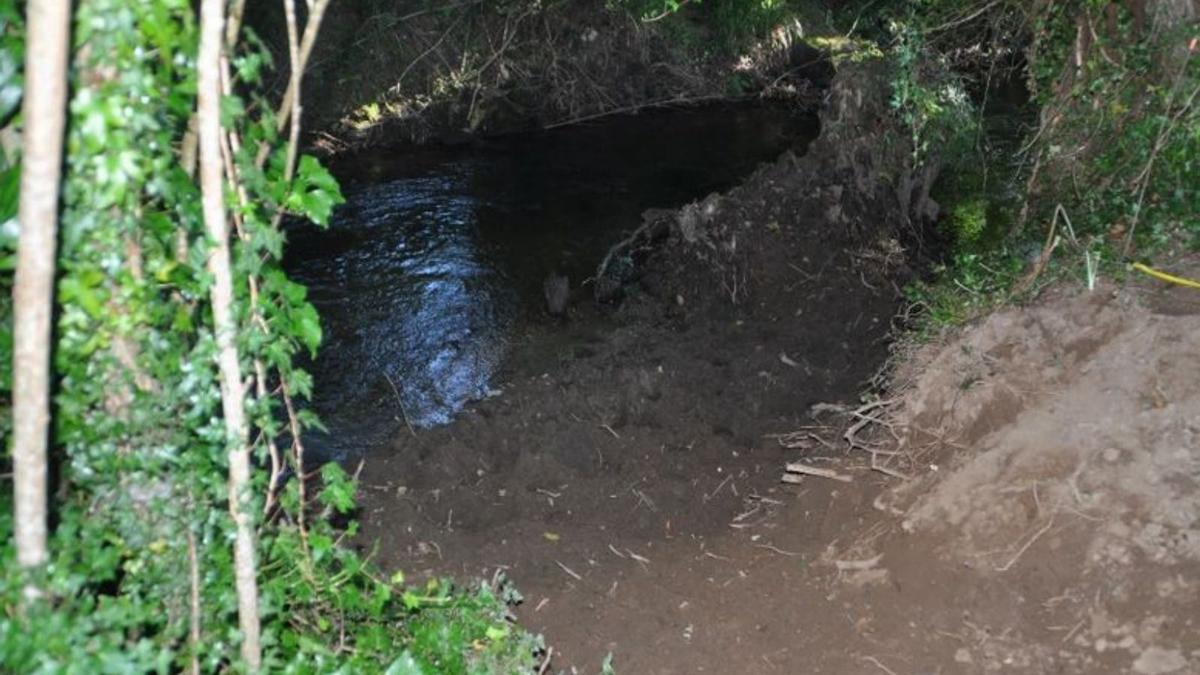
(288, 167, 513, 448)
(285, 103, 819, 458)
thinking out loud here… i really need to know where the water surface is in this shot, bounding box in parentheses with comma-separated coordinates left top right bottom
(285, 103, 819, 456)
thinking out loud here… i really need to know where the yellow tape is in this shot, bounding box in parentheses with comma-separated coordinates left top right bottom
(1132, 262, 1200, 289)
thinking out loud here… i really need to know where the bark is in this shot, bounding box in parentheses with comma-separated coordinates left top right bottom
(12, 0, 72, 572)
(197, 0, 261, 669)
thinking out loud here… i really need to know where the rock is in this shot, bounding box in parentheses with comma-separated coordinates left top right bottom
(1133, 647, 1187, 674)
(544, 273, 569, 316)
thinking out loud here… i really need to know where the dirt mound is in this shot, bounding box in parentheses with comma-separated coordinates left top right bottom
(844, 274, 1200, 674)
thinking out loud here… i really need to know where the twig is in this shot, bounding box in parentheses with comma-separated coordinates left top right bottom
(756, 544, 802, 557)
(555, 560, 582, 581)
(705, 474, 733, 501)
(187, 529, 202, 675)
(783, 462, 853, 483)
(1011, 203, 1061, 296)
(255, 0, 334, 169)
(927, 0, 1003, 34)
(868, 458, 911, 481)
(994, 517, 1055, 572)
(1125, 78, 1200, 253)
(537, 646, 554, 675)
(383, 371, 416, 436)
(843, 398, 900, 450)
(625, 549, 651, 566)
(861, 655, 900, 675)
(544, 94, 733, 130)
(280, 381, 311, 556)
(395, 10, 466, 92)
(280, 0, 302, 188)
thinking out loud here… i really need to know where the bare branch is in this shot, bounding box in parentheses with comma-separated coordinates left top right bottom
(198, 0, 261, 668)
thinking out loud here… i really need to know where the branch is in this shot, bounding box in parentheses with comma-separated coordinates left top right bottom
(281, 0, 302, 184)
(187, 528, 203, 675)
(254, 0, 333, 169)
(198, 0, 261, 668)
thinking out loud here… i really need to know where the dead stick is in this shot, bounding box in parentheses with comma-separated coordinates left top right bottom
(995, 517, 1055, 572)
(382, 371, 416, 437)
(784, 462, 853, 483)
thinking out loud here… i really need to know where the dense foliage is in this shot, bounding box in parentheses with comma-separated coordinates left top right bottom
(860, 1, 1199, 328)
(0, 1, 541, 671)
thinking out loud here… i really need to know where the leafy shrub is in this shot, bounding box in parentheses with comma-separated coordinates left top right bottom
(0, 0, 544, 671)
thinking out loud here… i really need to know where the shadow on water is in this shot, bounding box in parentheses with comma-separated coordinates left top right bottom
(284, 102, 819, 460)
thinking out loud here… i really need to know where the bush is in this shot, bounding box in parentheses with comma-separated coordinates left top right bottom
(0, 1, 544, 671)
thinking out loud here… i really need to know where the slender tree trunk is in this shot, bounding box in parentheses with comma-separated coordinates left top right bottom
(12, 0, 72, 573)
(197, 0, 261, 669)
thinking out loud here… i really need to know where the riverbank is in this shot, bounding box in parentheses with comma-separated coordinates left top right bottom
(246, 0, 833, 153)
(347, 58, 917, 670)
(345, 41, 1200, 670)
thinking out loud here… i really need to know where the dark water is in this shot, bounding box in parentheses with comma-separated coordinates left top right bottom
(285, 103, 819, 456)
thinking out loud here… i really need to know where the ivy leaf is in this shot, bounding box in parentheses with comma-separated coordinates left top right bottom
(219, 94, 245, 127)
(292, 302, 321, 357)
(383, 652, 426, 675)
(285, 155, 344, 227)
(318, 463, 356, 514)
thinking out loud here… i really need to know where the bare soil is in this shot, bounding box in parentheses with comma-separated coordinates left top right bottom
(352, 144, 906, 672)
(350, 71, 1200, 672)
(356, 249, 1200, 674)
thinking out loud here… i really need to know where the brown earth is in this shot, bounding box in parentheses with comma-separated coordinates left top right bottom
(351, 138, 908, 672)
(355, 250, 1200, 674)
(349, 61, 1200, 674)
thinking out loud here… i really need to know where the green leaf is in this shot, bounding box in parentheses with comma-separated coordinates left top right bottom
(219, 94, 245, 127)
(383, 652, 426, 675)
(286, 155, 344, 226)
(293, 302, 321, 357)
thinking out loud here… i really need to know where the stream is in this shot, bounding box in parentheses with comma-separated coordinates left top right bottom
(284, 102, 819, 459)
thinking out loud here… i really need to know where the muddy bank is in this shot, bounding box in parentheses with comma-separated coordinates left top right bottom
(285, 102, 821, 456)
(347, 58, 927, 670)
(828, 268, 1200, 674)
(247, 0, 832, 150)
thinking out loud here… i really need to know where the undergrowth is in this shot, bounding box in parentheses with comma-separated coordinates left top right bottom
(876, 1, 1198, 334)
(1, 1, 545, 671)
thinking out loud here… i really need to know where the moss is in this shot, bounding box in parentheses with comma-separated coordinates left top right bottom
(947, 197, 988, 247)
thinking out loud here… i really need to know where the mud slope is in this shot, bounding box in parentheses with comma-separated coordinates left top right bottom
(846, 271, 1200, 675)
(351, 136, 906, 672)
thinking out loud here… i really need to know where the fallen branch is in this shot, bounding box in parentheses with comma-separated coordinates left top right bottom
(592, 216, 664, 301)
(783, 462, 853, 483)
(544, 94, 735, 130)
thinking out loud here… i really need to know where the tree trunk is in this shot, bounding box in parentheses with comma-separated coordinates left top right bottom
(197, 0, 261, 669)
(12, 0, 72, 573)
